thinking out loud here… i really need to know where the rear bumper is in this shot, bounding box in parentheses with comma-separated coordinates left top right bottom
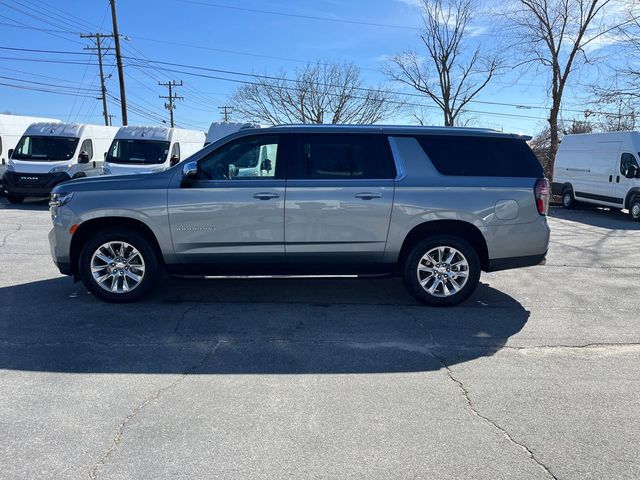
(3, 171, 71, 197)
(486, 252, 547, 272)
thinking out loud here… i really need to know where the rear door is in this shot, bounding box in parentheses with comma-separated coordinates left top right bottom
(614, 152, 640, 204)
(284, 133, 396, 265)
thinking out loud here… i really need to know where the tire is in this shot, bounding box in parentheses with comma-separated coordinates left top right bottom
(6, 195, 24, 204)
(630, 197, 640, 222)
(403, 235, 481, 307)
(561, 188, 575, 209)
(78, 227, 159, 302)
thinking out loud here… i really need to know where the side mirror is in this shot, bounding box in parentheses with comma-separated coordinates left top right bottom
(625, 165, 639, 179)
(260, 159, 272, 173)
(8, 149, 14, 159)
(78, 151, 90, 164)
(182, 160, 198, 179)
(170, 154, 180, 167)
(228, 163, 239, 179)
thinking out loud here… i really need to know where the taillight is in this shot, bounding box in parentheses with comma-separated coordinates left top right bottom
(534, 178, 550, 215)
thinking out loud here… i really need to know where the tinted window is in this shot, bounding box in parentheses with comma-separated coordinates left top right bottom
(12, 136, 79, 161)
(198, 135, 280, 180)
(292, 134, 396, 180)
(620, 153, 639, 175)
(417, 135, 543, 177)
(107, 140, 170, 165)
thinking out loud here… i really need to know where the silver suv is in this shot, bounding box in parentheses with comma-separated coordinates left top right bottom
(48, 125, 550, 306)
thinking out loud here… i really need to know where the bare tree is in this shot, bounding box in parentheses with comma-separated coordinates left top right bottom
(383, 0, 500, 126)
(229, 61, 397, 125)
(509, 0, 627, 171)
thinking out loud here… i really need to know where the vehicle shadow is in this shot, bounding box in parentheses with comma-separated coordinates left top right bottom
(0, 276, 530, 374)
(0, 196, 49, 211)
(549, 205, 640, 230)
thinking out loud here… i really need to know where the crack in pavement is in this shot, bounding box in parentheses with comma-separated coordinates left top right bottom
(0, 223, 22, 248)
(88, 339, 226, 480)
(400, 306, 558, 480)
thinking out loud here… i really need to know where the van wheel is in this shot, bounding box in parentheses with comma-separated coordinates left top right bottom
(562, 189, 575, 209)
(630, 197, 640, 222)
(403, 235, 481, 307)
(79, 228, 159, 302)
(6, 195, 24, 204)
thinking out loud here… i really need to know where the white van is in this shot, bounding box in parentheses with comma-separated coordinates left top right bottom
(0, 114, 61, 189)
(3, 123, 118, 203)
(205, 122, 246, 145)
(102, 126, 205, 176)
(552, 132, 640, 220)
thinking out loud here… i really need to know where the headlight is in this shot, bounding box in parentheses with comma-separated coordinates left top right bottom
(49, 165, 72, 174)
(101, 164, 112, 175)
(49, 192, 74, 207)
(6, 159, 15, 172)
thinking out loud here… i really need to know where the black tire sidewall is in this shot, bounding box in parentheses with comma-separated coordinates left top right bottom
(631, 198, 640, 221)
(403, 235, 481, 307)
(79, 228, 158, 302)
(562, 189, 574, 209)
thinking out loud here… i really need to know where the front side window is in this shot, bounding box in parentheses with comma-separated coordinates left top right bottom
(198, 135, 279, 180)
(292, 134, 396, 180)
(620, 153, 639, 176)
(171, 143, 180, 161)
(106, 140, 170, 165)
(80, 139, 93, 160)
(12, 136, 79, 161)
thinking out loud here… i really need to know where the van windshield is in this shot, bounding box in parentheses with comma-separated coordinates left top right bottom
(106, 139, 170, 164)
(12, 136, 79, 161)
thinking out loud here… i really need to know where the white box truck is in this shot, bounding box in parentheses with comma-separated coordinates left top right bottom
(552, 132, 640, 221)
(3, 122, 118, 203)
(0, 114, 61, 190)
(102, 126, 205, 176)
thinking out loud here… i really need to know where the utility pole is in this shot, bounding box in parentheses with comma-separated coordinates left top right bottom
(218, 106, 233, 123)
(159, 80, 183, 127)
(109, 0, 127, 125)
(107, 114, 117, 126)
(81, 33, 113, 126)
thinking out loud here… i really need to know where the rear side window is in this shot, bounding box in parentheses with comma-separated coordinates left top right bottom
(293, 134, 396, 180)
(417, 135, 543, 177)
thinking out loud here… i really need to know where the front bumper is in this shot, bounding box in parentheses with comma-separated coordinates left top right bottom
(3, 171, 71, 197)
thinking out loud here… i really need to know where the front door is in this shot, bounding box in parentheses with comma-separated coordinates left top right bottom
(284, 133, 396, 266)
(615, 152, 640, 205)
(168, 134, 286, 268)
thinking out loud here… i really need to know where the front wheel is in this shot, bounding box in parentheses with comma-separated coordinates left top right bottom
(79, 228, 159, 302)
(403, 235, 481, 307)
(562, 189, 576, 209)
(630, 197, 640, 222)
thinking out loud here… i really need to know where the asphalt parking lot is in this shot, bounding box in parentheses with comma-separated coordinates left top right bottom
(1, 198, 639, 480)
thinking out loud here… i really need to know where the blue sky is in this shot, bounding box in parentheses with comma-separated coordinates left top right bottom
(0, 0, 626, 134)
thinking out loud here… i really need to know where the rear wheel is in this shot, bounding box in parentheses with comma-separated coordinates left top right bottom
(630, 197, 640, 222)
(6, 195, 24, 204)
(79, 228, 159, 302)
(562, 188, 576, 209)
(403, 235, 481, 307)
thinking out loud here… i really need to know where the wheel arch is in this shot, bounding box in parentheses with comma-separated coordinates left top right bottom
(69, 217, 164, 276)
(624, 188, 640, 209)
(397, 220, 489, 271)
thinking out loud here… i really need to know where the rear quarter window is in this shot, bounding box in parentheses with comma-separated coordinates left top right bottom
(417, 135, 543, 178)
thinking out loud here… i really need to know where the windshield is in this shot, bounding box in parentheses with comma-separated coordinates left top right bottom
(12, 136, 79, 161)
(106, 139, 170, 165)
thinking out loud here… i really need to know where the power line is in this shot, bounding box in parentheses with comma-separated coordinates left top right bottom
(173, 0, 421, 31)
(81, 33, 115, 126)
(158, 80, 184, 127)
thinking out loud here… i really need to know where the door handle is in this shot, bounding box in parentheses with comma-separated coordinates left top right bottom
(616, 176, 620, 183)
(609, 175, 613, 182)
(354, 192, 382, 200)
(253, 192, 280, 200)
